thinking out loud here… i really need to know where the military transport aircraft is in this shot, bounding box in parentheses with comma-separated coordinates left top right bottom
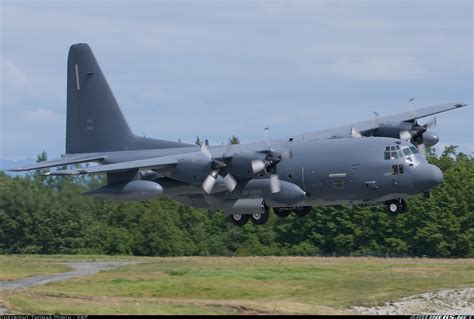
(9, 43, 467, 226)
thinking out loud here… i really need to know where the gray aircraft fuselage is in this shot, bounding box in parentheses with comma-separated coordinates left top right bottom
(81, 135, 441, 210)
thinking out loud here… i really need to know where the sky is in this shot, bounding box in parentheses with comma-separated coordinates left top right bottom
(1, 0, 472, 164)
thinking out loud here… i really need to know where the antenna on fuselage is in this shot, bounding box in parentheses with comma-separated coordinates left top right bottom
(372, 111, 380, 126)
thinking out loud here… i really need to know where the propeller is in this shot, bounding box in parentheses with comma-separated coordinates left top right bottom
(249, 127, 293, 193)
(351, 125, 362, 138)
(372, 111, 380, 127)
(399, 117, 437, 156)
(200, 143, 237, 194)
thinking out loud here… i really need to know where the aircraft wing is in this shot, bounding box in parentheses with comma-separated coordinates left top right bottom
(7, 154, 106, 172)
(293, 102, 466, 140)
(46, 155, 178, 176)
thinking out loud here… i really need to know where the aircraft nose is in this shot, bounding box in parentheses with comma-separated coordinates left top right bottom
(431, 165, 443, 186)
(414, 164, 443, 191)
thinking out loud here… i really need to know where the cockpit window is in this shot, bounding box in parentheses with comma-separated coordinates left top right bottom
(385, 145, 418, 160)
(402, 148, 412, 156)
(384, 146, 401, 160)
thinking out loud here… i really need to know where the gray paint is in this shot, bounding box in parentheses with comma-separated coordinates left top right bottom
(7, 43, 468, 223)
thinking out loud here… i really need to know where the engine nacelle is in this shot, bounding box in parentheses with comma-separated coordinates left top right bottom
(422, 131, 439, 147)
(227, 152, 267, 178)
(373, 122, 413, 139)
(83, 180, 163, 201)
(373, 122, 439, 147)
(168, 157, 211, 184)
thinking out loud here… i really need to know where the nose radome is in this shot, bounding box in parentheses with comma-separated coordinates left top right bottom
(414, 164, 443, 192)
(430, 164, 443, 185)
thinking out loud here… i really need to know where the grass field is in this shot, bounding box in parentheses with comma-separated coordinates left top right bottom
(1, 255, 473, 314)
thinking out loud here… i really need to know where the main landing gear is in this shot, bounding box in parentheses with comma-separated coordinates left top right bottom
(229, 205, 270, 226)
(385, 199, 407, 215)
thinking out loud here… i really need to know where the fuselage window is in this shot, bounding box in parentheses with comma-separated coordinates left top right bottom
(410, 146, 419, 154)
(392, 165, 399, 175)
(399, 164, 404, 174)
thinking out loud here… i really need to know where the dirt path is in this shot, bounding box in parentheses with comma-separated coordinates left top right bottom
(352, 287, 474, 315)
(0, 262, 135, 291)
(0, 261, 136, 314)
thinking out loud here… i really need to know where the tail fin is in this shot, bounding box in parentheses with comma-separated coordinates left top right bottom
(66, 43, 188, 154)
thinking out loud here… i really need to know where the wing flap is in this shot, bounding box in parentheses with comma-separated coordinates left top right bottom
(46, 155, 178, 176)
(7, 154, 106, 172)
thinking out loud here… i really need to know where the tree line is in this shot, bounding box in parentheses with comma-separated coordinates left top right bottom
(0, 145, 472, 257)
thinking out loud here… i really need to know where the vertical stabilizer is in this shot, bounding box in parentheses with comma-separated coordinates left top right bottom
(66, 43, 188, 154)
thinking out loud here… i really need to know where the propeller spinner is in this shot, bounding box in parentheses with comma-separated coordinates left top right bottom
(250, 127, 292, 193)
(399, 117, 437, 156)
(200, 143, 237, 194)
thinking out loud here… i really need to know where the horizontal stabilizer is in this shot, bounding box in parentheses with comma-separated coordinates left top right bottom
(7, 154, 106, 172)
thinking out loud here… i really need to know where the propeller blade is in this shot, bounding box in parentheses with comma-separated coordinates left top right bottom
(417, 143, 427, 157)
(399, 130, 412, 141)
(222, 142, 232, 157)
(202, 171, 218, 194)
(251, 159, 266, 174)
(200, 144, 212, 160)
(223, 173, 237, 192)
(263, 127, 272, 149)
(270, 174, 281, 193)
(424, 117, 437, 130)
(351, 126, 362, 138)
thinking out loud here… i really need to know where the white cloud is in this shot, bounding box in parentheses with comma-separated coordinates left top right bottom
(2, 59, 27, 89)
(22, 108, 60, 123)
(329, 56, 434, 81)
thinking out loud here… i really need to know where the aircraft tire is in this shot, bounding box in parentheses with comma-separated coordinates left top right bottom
(294, 206, 311, 217)
(274, 208, 291, 218)
(386, 200, 403, 215)
(250, 211, 270, 225)
(229, 214, 250, 226)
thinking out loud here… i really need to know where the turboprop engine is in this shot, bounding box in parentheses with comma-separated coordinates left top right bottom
(83, 180, 163, 201)
(372, 118, 439, 154)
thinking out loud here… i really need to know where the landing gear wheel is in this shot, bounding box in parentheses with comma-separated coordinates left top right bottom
(229, 214, 249, 226)
(250, 206, 270, 225)
(294, 206, 311, 217)
(274, 208, 291, 218)
(386, 199, 403, 215)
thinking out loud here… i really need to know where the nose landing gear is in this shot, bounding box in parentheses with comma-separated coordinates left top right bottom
(385, 199, 407, 215)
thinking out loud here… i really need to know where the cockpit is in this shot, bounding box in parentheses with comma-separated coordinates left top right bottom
(384, 145, 420, 167)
